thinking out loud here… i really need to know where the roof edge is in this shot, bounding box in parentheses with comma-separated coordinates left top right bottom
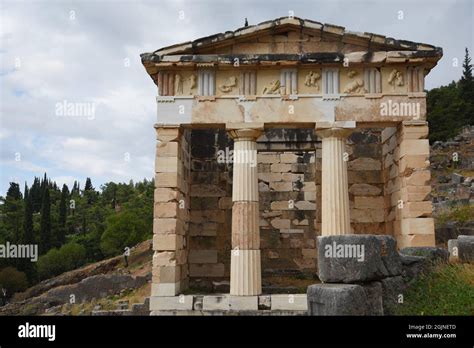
(141, 16, 443, 59)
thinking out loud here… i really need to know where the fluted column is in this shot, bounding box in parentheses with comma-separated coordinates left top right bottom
(227, 126, 262, 296)
(316, 127, 353, 236)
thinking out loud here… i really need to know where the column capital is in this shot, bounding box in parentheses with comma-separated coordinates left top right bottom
(316, 127, 353, 139)
(154, 124, 182, 142)
(315, 121, 356, 129)
(401, 120, 428, 127)
(228, 128, 262, 141)
(226, 123, 263, 141)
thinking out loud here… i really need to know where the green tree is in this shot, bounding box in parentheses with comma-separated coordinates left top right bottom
(4, 182, 23, 244)
(20, 186, 36, 282)
(23, 185, 34, 244)
(29, 177, 42, 213)
(71, 180, 79, 196)
(100, 211, 147, 256)
(427, 48, 473, 142)
(461, 47, 472, 81)
(37, 242, 86, 280)
(1, 175, 154, 286)
(60, 242, 87, 270)
(0, 267, 28, 298)
(84, 178, 94, 192)
(427, 82, 464, 142)
(459, 47, 474, 125)
(37, 248, 63, 279)
(84, 178, 97, 206)
(57, 184, 69, 246)
(39, 187, 51, 254)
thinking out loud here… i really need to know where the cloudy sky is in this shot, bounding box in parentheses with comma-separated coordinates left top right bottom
(0, 0, 472, 195)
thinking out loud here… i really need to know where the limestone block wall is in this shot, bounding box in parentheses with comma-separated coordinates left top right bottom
(382, 125, 399, 237)
(152, 126, 191, 296)
(347, 130, 386, 235)
(259, 131, 384, 274)
(187, 128, 386, 290)
(188, 129, 233, 291)
(382, 121, 435, 249)
(258, 150, 318, 273)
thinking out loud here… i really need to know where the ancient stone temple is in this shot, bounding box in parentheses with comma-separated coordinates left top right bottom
(140, 17, 442, 313)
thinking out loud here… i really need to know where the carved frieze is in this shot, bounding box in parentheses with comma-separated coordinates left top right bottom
(158, 65, 422, 97)
(262, 80, 280, 94)
(174, 73, 197, 96)
(388, 69, 404, 90)
(343, 70, 365, 94)
(304, 71, 321, 91)
(218, 76, 238, 93)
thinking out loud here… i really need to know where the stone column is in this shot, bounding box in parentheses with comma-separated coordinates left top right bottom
(316, 126, 353, 236)
(227, 124, 263, 296)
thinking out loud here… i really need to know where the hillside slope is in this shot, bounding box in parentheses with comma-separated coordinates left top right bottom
(0, 240, 152, 315)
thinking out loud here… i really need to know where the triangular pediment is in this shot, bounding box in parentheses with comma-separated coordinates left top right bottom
(143, 17, 441, 58)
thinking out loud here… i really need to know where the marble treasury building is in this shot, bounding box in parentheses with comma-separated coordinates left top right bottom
(140, 17, 442, 313)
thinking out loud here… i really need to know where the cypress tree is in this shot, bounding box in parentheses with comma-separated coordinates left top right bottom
(57, 184, 69, 246)
(84, 177, 95, 205)
(84, 178, 94, 192)
(5, 182, 23, 244)
(460, 48, 474, 125)
(30, 177, 42, 213)
(22, 185, 36, 282)
(23, 185, 34, 244)
(39, 187, 51, 254)
(112, 183, 117, 209)
(462, 48, 472, 81)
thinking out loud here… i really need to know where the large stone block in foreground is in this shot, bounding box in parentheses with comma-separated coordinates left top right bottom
(317, 235, 401, 283)
(448, 239, 459, 262)
(380, 276, 406, 315)
(362, 281, 384, 316)
(307, 284, 368, 316)
(400, 254, 428, 285)
(458, 235, 474, 263)
(399, 246, 449, 263)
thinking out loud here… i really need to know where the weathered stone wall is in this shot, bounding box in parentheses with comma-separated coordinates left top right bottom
(188, 129, 233, 291)
(258, 148, 318, 274)
(187, 128, 386, 290)
(152, 127, 191, 296)
(382, 121, 435, 249)
(347, 130, 386, 235)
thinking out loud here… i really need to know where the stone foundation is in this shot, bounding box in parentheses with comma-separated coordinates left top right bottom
(150, 293, 308, 315)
